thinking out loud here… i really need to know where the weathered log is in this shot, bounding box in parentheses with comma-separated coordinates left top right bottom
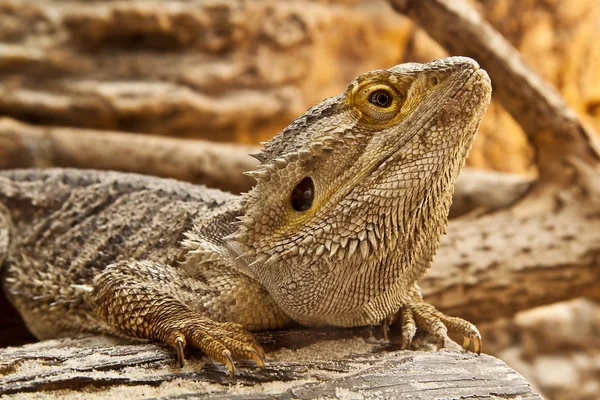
(0, 118, 257, 194)
(0, 334, 541, 399)
(449, 168, 532, 218)
(426, 168, 600, 323)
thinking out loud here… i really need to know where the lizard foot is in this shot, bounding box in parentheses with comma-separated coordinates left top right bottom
(89, 260, 267, 378)
(399, 301, 481, 354)
(164, 317, 266, 377)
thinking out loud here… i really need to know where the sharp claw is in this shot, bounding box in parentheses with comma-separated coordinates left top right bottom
(401, 331, 412, 350)
(401, 329, 414, 350)
(462, 337, 471, 351)
(251, 342, 266, 361)
(176, 337, 186, 368)
(473, 336, 482, 355)
(248, 347, 265, 369)
(223, 350, 236, 378)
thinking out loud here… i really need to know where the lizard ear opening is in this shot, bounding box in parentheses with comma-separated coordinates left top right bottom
(290, 177, 315, 212)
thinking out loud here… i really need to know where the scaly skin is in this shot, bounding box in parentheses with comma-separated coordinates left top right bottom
(0, 57, 491, 377)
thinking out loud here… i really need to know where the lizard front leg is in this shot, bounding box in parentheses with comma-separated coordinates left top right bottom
(388, 284, 481, 354)
(88, 260, 265, 377)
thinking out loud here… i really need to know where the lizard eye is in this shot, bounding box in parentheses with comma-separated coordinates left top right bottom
(355, 83, 404, 123)
(369, 90, 393, 108)
(290, 177, 314, 212)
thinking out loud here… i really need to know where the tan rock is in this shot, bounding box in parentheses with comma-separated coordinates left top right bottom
(533, 355, 578, 394)
(515, 299, 600, 358)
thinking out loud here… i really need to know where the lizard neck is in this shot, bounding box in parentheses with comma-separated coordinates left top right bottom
(246, 159, 456, 327)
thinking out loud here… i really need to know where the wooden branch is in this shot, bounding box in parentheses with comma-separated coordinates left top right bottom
(449, 169, 532, 218)
(0, 334, 540, 399)
(389, 0, 600, 181)
(424, 174, 600, 323)
(0, 118, 257, 194)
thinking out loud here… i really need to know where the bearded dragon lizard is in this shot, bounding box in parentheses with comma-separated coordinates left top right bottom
(0, 57, 491, 377)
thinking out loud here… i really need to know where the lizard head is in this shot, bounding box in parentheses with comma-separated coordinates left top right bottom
(229, 57, 491, 326)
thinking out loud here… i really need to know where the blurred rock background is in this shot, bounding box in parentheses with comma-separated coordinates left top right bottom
(0, 1, 599, 398)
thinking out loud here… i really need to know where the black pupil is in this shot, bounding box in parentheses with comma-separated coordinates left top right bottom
(291, 177, 314, 212)
(370, 90, 392, 107)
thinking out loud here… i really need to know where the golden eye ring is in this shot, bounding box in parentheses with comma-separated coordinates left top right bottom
(354, 83, 405, 123)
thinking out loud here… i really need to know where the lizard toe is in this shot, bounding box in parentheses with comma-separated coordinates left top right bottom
(400, 307, 417, 350)
(161, 316, 266, 376)
(461, 327, 482, 354)
(401, 301, 481, 354)
(434, 312, 482, 355)
(181, 318, 266, 376)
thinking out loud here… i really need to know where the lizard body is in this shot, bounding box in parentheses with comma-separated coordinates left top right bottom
(0, 57, 491, 376)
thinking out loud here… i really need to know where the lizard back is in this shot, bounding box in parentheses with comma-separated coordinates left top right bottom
(0, 168, 236, 337)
